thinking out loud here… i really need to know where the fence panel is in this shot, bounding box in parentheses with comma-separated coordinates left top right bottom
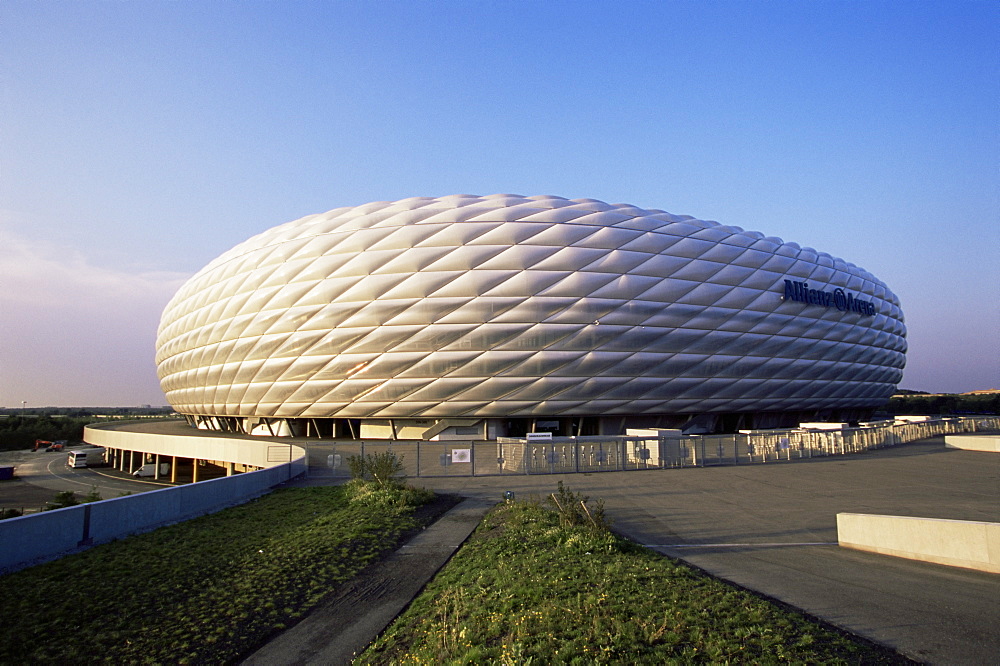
(291, 416, 997, 481)
(525, 442, 578, 474)
(576, 440, 625, 473)
(696, 435, 740, 466)
(302, 441, 362, 478)
(413, 441, 481, 477)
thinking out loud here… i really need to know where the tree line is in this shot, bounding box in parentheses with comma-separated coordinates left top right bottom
(883, 392, 1000, 416)
(0, 407, 175, 452)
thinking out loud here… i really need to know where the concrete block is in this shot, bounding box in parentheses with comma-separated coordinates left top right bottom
(837, 513, 1000, 574)
(945, 435, 1000, 452)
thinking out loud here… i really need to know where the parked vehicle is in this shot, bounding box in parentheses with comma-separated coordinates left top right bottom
(35, 440, 69, 452)
(133, 462, 170, 478)
(67, 447, 107, 468)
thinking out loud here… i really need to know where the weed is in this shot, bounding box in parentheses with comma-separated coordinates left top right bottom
(81, 486, 103, 503)
(546, 480, 611, 532)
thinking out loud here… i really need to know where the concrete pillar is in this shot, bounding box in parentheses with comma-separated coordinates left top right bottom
(192, 458, 199, 483)
(154, 454, 161, 480)
(227, 462, 234, 477)
(170, 455, 178, 484)
(128, 450, 135, 474)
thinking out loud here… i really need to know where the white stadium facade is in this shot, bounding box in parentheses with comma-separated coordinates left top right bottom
(155, 194, 906, 441)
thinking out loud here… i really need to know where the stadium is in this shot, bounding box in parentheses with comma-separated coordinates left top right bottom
(154, 194, 907, 441)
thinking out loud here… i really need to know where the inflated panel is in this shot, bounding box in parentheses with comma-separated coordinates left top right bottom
(156, 194, 906, 418)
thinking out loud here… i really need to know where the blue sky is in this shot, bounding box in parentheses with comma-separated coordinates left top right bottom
(1, 0, 997, 406)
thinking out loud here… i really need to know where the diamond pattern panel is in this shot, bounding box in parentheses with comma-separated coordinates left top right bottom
(156, 194, 907, 419)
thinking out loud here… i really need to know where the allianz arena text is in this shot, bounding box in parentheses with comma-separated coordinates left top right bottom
(155, 195, 906, 440)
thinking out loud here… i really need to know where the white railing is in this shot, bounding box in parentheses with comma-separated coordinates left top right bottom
(295, 416, 999, 477)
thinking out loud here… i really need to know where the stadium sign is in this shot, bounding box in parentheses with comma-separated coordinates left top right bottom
(783, 280, 875, 316)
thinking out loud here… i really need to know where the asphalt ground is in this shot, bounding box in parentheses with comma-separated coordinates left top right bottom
(408, 436, 999, 665)
(0, 449, 173, 512)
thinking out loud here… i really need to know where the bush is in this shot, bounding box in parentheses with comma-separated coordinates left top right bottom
(344, 451, 432, 510)
(342, 478, 434, 510)
(0, 508, 22, 520)
(43, 487, 103, 510)
(347, 450, 406, 488)
(44, 490, 79, 510)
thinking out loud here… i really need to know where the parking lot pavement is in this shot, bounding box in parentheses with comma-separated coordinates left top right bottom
(412, 437, 1000, 665)
(0, 449, 172, 511)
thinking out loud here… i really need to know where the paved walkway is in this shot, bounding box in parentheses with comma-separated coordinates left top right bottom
(242, 497, 493, 665)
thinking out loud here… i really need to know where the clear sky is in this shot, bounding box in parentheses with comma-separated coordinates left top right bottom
(1, 0, 997, 407)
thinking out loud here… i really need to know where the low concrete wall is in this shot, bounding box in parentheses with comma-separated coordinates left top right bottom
(837, 513, 1000, 574)
(945, 434, 1000, 453)
(0, 451, 304, 575)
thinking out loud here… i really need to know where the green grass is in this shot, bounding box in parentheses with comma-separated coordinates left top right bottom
(0, 482, 434, 664)
(358, 497, 908, 665)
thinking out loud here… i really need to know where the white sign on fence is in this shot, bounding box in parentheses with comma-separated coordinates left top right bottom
(526, 432, 553, 442)
(451, 448, 471, 463)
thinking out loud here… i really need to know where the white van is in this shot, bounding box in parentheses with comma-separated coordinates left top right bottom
(67, 448, 107, 468)
(133, 462, 171, 478)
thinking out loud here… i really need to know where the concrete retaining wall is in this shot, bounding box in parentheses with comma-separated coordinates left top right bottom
(945, 434, 1000, 453)
(837, 513, 1000, 574)
(0, 452, 304, 575)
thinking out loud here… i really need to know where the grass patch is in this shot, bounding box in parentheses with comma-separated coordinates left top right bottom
(0, 483, 437, 664)
(359, 495, 909, 665)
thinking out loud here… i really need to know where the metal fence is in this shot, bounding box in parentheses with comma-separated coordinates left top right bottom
(298, 416, 1000, 479)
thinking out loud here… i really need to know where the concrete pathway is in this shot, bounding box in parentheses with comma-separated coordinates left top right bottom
(242, 497, 493, 665)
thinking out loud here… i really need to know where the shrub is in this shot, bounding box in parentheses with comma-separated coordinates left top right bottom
(44, 490, 79, 510)
(346, 450, 406, 488)
(42, 487, 103, 511)
(343, 451, 432, 511)
(342, 478, 434, 510)
(0, 508, 22, 520)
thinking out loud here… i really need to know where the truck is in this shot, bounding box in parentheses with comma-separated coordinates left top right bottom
(133, 462, 170, 478)
(67, 447, 107, 468)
